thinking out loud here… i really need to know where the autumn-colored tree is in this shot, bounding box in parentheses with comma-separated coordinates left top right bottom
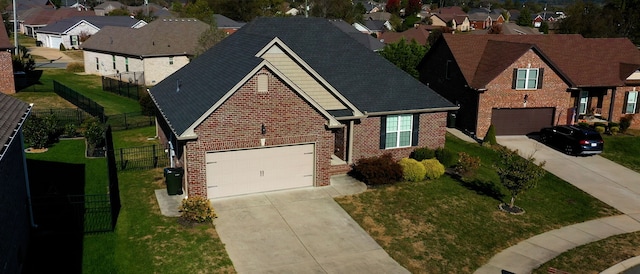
(405, 0, 422, 15)
(386, 0, 401, 14)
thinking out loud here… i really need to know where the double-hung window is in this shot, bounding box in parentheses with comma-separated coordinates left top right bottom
(626, 91, 638, 114)
(382, 114, 415, 149)
(513, 68, 543, 90)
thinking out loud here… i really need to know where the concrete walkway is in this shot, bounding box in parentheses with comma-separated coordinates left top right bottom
(472, 135, 640, 274)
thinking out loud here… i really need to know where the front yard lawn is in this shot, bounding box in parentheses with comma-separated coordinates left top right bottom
(601, 129, 640, 173)
(335, 133, 619, 273)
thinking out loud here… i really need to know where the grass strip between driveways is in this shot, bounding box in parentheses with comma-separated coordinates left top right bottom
(335, 133, 620, 273)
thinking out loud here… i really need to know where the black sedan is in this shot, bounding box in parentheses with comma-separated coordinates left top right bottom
(539, 125, 604, 156)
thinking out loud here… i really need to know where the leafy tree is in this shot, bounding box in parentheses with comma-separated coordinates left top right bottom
(310, 0, 361, 23)
(516, 8, 532, 26)
(12, 45, 35, 73)
(183, 0, 215, 24)
(386, 0, 401, 14)
(107, 7, 131, 16)
(539, 21, 549, 34)
(194, 22, 227, 56)
(558, 0, 611, 39)
(495, 148, 546, 210)
(602, 0, 640, 44)
(405, 0, 422, 15)
(378, 38, 428, 79)
(24, 117, 51, 149)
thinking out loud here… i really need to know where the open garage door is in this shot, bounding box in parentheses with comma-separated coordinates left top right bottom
(205, 144, 314, 199)
(491, 108, 554, 135)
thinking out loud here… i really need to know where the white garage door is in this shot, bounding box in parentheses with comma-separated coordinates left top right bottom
(206, 144, 315, 199)
(49, 36, 63, 49)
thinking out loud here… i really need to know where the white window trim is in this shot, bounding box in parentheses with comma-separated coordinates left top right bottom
(626, 91, 638, 114)
(515, 68, 539, 90)
(385, 114, 412, 149)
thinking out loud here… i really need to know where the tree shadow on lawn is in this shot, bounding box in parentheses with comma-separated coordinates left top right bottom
(458, 178, 506, 202)
(23, 159, 85, 274)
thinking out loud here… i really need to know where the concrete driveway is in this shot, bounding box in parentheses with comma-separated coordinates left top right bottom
(497, 135, 640, 218)
(210, 175, 409, 274)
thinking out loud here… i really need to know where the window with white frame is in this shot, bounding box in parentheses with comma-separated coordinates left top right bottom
(125, 57, 129, 72)
(515, 68, 539, 89)
(112, 55, 116, 70)
(169, 57, 174, 65)
(385, 114, 412, 148)
(626, 91, 638, 114)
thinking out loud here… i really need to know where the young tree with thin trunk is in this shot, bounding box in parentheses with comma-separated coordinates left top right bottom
(495, 148, 546, 210)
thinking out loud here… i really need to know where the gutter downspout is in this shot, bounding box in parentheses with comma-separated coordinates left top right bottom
(182, 143, 188, 199)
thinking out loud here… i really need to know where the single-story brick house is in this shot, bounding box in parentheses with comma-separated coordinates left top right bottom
(149, 17, 457, 199)
(418, 34, 640, 138)
(0, 93, 34, 273)
(0, 24, 16, 94)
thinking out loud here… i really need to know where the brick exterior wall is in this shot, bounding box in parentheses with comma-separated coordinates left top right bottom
(184, 68, 335, 197)
(0, 51, 16, 94)
(0, 133, 31, 273)
(611, 86, 640, 130)
(476, 50, 572, 138)
(351, 112, 447, 161)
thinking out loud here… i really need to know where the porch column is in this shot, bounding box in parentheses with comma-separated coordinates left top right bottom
(347, 120, 354, 165)
(608, 87, 616, 122)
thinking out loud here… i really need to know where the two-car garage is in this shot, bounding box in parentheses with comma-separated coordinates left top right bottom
(491, 107, 555, 135)
(205, 144, 315, 199)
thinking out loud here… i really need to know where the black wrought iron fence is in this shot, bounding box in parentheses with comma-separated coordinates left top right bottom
(115, 144, 169, 171)
(53, 80, 106, 122)
(31, 108, 88, 126)
(102, 76, 145, 101)
(107, 111, 155, 131)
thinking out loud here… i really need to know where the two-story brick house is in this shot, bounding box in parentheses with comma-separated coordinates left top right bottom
(418, 34, 640, 138)
(149, 17, 457, 199)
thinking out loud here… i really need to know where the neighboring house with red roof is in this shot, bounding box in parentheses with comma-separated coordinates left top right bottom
(22, 7, 96, 37)
(0, 93, 33, 273)
(36, 16, 146, 49)
(0, 26, 15, 94)
(81, 18, 209, 86)
(149, 17, 456, 199)
(378, 25, 430, 45)
(418, 34, 640, 138)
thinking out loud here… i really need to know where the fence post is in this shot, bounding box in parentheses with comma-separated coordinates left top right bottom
(120, 148, 125, 170)
(153, 145, 158, 168)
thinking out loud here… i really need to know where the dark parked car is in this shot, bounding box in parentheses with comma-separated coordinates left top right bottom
(539, 125, 604, 156)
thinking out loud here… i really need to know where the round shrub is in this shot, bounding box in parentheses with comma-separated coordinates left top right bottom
(435, 147, 458, 167)
(179, 196, 216, 223)
(421, 159, 445, 179)
(349, 153, 403, 185)
(398, 158, 426, 182)
(609, 126, 620, 135)
(595, 126, 605, 134)
(410, 146, 435, 161)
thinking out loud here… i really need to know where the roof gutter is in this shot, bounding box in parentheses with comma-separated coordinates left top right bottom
(366, 106, 460, 116)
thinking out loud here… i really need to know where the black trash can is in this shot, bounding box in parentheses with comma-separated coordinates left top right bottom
(164, 167, 184, 195)
(447, 111, 457, 128)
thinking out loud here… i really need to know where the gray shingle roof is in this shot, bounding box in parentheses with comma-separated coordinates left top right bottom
(37, 16, 143, 34)
(150, 17, 455, 137)
(81, 18, 209, 57)
(213, 14, 245, 28)
(0, 94, 31, 160)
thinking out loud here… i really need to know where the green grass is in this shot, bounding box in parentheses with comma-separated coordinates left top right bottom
(601, 130, 640, 173)
(111, 126, 158, 149)
(15, 69, 141, 115)
(335, 133, 619, 273)
(26, 139, 108, 194)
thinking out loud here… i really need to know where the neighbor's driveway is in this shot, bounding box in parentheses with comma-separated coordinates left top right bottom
(497, 136, 640, 218)
(211, 177, 409, 274)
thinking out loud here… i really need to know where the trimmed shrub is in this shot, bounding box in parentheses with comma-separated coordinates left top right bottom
(421, 159, 445, 179)
(64, 123, 77, 138)
(23, 116, 49, 149)
(179, 196, 216, 223)
(435, 147, 458, 167)
(608, 122, 619, 128)
(483, 124, 497, 145)
(349, 153, 403, 185)
(59, 43, 66, 51)
(593, 122, 607, 128)
(620, 115, 633, 133)
(410, 146, 435, 161)
(398, 158, 426, 182)
(66, 62, 85, 72)
(610, 126, 620, 135)
(453, 152, 480, 180)
(595, 126, 605, 134)
(577, 122, 590, 128)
